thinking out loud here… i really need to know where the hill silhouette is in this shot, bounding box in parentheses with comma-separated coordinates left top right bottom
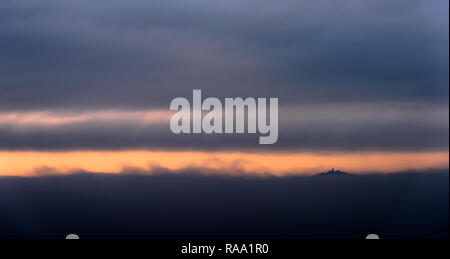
(0, 169, 448, 238)
(315, 168, 352, 176)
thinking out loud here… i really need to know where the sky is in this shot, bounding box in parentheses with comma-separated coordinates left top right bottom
(0, 0, 448, 176)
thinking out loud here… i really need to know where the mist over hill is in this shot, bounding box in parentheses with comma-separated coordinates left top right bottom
(0, 169, 448, 238)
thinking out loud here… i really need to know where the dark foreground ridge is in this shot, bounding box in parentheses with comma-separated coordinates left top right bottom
(0, 169, 448, 238)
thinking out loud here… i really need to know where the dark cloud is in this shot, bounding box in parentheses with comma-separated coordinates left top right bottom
(0, 169, 448, 238)
(0, 103, 447, 151)
(0, 0, 448, 111)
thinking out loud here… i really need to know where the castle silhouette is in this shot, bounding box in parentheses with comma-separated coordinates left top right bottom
(315, 168, 351, 176)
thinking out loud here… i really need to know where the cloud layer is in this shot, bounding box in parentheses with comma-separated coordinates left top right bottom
(0, 0, 448, 111)
(0, 103, 447, 151)
(0, 0, 448, 155)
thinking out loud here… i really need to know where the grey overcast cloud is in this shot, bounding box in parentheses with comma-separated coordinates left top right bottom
(0, 0, 448, 151)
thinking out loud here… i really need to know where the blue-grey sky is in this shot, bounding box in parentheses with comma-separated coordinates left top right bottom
(0, 0, 448, 152)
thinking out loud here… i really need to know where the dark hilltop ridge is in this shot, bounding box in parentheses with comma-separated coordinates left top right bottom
(315, 168, 352, 176)
(0, 168, 448, 238)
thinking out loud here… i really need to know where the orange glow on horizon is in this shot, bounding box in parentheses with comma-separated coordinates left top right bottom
(0, 150, 448, 177)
